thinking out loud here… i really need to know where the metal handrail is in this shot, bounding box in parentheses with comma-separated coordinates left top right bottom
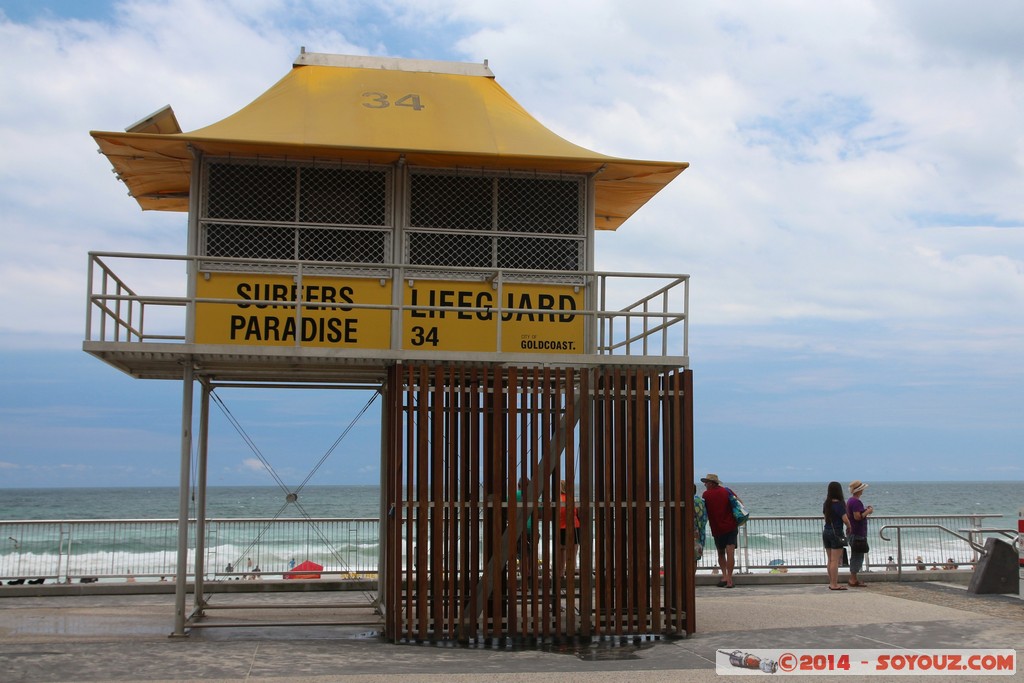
(85, 251, 689, 359)
(4, 513, 1009, 586)
(727, 513, 1005, 574)
(878, 523, 992, 581)
(1, 517, 379, 584)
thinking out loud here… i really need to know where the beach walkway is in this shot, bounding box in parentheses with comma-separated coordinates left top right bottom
(0, 580, 1020, 682)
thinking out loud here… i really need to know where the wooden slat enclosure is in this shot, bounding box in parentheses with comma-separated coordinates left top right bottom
(383, 364, 694, 642)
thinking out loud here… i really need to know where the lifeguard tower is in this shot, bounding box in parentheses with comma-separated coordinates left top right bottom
(87, 51, 694, 642)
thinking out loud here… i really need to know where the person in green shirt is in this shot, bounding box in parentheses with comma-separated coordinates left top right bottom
(515, 478, 534, 579)
(693, 484, 708, 567)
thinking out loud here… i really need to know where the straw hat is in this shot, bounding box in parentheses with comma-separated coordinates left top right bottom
(700, 473, 722, 485)
(849, 480, 869, 495)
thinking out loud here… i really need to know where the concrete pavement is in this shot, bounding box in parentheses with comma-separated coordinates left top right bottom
(0, 580, 1021, 682)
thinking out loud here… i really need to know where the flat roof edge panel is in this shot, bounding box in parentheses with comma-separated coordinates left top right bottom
(294, 51, 495, 78)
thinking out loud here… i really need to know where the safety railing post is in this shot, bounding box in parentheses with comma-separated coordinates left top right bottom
(741, 525, 750, 574)
(896, 528, 903, 581)
(85, 255, 94, 342)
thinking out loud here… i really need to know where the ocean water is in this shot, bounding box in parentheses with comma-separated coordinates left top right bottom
(1, 481, 1021, 523)
(1, 482, 1020, 579)
(0, 485, 382, 521)
(726, 481, 1024, 526)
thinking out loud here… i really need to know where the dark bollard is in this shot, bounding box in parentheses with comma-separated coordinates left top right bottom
(967, 538, 1020, 595)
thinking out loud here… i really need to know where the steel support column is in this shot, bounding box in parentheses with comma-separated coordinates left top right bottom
(192, 380, 211, 614)
(171, 363, 195, 637)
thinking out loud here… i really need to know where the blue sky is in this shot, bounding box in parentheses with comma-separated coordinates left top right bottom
(1, 0, 1022, 488)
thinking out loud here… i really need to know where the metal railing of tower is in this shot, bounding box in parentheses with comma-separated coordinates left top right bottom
(85, 252, 689, 361)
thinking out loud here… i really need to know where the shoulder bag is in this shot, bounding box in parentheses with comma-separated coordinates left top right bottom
(727, 488, 750, 526)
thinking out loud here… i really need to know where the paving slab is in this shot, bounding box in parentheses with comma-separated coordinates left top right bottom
(0, 582, 1020, 682)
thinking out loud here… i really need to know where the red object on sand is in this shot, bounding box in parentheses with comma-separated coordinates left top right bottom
(284, 560, 323, 579)
(1018, 514, 1023, 567)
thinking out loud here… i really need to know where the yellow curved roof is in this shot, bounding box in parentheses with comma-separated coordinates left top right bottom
(91, 54, 687, 230)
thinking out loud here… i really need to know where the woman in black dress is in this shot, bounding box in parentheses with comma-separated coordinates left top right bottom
(822, 481, 851, 590)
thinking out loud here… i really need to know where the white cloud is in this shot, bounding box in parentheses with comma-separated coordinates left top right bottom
(0, 0, 1020, 483)
(2, 1, 1021, 347)
(240, 458, 266, 473)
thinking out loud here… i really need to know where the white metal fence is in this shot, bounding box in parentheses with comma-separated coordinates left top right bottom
(715, 514, 1012, 574)
(1, 518, 378, 584)
(2, 514, 1013, 586)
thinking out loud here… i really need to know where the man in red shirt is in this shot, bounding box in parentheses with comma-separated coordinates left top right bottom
(701, 473, 738, 588)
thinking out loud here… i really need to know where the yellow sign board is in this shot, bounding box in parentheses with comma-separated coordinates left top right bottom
(194, 274, 584, 354)
(195, 273, 392, 348)
(402, 281, 584, 354)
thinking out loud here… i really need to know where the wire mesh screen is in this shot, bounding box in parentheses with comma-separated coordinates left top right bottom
(406, 169, 585, 280)
(200, 159, 391, 274)
(497, 236, 582, 271)
(407, 232, 491, 268)
(409, 173, 492, 230)
(198, 161, 586, 282)
(298, 228, 388, 264)
(497, 176, 583, 234)
(205, 223, 294, 261)
(299, 166, 388, 226)
(207, 163, 297, 222)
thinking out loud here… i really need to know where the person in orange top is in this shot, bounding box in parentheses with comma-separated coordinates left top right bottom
(558, 479, 581, 582)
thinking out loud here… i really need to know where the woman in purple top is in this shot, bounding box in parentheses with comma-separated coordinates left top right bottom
(822, 481, 851, 590)
(846, 480, 874, 587)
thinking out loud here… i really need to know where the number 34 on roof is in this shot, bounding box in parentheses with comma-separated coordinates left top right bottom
(361, 92, 425, 110)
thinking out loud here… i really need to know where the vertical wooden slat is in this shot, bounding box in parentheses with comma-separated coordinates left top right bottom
(415, 365, 429, 640)
(473, 367, 483, 638)
(621, 368, 631, 635)
(622, 370, 638, 634)
(595, 369, 607, 633)
(540, 366, 552, 638)
(513, 368, 524, 633)
(597, 368, 613, 632)
(448, 368, 460, 638)
(548, 368, 559, 622)
(634, 369, 650, 632)
(524, 366, 540, 634)
(381, 379, 389, 638)
(666, 368, 685, 635)
(385, 365, 401, 640)
(664, 369, 682, 635)
(479, 366, 492, 637)
(404, 364, 416, 640)
(397, 366, 407, 639)
(649, 368, 663, 633)
(578, 368, 593, 638)
(467, 367, 482, 639)
(646, 369, 656, 632)
(457, 367, 471, 640)
(564, 367, 577, 636)
(602, 368, 618, 634)
(681, 369, 696, 636)
(591, 370, 603, 633)
(631, 369, 643, 633)
(429, 367, 444, 638)
(487, 367, 502, 636)
(506, 367, 518, 636)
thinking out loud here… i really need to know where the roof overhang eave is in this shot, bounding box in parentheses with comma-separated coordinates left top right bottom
(91, 130, 688, 226)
